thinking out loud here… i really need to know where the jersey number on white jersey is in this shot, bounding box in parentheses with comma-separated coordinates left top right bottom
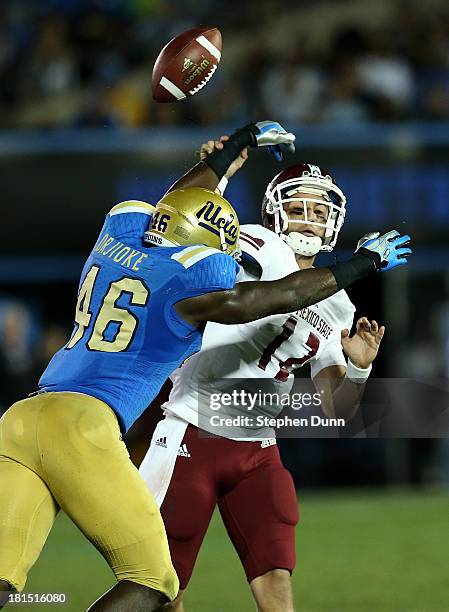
(258, 315, 320, 381)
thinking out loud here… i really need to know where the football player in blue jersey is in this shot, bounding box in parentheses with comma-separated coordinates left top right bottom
(0, 121, 411, 611)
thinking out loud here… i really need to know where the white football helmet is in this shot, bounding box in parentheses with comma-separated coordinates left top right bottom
(262, 163, 346, 257)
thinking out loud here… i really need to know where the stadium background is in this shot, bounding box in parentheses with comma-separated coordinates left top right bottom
(0, 0, 448, 610)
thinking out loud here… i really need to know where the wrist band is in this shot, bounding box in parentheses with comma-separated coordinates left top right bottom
(330, 254, 376, 291)
(215, 176, 228, 195)
(346, 359, 372, 384)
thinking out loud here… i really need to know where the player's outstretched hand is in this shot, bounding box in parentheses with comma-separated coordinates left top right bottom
(200, 135, 249, 179)
(248, 121, 296, 161)
(354, 230, 412, 272)
(341, 317, 385, 369)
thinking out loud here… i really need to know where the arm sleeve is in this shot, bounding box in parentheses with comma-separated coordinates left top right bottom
(215, 176, 229, 195)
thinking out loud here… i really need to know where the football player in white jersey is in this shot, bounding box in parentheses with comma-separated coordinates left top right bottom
(140, 141, 392, 612)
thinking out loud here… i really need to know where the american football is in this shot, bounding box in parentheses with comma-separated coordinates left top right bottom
(152, 26, 222, 102)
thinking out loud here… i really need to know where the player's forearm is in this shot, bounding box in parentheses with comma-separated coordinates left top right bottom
(326, 378, 366, 421)
(217, 257, 375, 324)
(256, 268, 339, 320)
(166, 126, 255, 194)
(206, 270, 334, 324)
(314, 372, 365, 421)
(167, 161, 220, 193)
(177, 254, 377, 326)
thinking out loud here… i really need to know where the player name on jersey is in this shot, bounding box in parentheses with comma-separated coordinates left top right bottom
(94, 233, 148, 271)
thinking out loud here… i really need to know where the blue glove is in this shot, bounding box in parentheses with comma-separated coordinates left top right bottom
(251, 121, 296, 161)
(355, 230, 412, 272)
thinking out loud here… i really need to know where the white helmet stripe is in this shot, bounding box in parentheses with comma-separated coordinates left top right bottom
(308, 164, 322, 176)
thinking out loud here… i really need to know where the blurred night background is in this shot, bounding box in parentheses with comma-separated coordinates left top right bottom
(1, 0, 449, 503)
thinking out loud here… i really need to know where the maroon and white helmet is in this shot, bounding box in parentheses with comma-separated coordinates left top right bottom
(262, 163, 346, 257)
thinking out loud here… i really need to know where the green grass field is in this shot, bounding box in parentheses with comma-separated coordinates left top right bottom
(15, 489, 449, 611)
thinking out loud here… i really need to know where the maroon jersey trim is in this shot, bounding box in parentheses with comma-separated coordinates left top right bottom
(240, 232, 265, 251)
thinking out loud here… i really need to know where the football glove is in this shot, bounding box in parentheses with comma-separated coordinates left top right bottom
(355, 230, 412, 272)
(249, 121, 296, 161)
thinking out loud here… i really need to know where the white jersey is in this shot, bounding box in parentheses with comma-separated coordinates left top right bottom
(163, 224, 355, 438)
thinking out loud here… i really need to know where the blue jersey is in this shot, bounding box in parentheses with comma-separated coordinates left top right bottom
(39, 200, 239, 432)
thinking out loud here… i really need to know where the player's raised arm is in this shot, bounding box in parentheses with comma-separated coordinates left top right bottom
(176, 230, 412, 325)
(313, 317, 385, 421)
(200, 135, 249, 193)
(165, 121, 296, 193)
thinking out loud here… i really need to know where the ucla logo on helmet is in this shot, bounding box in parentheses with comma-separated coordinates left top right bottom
(195, 201, 238, 246)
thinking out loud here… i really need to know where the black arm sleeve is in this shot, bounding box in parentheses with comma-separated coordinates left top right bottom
(177, 255, 378, 326)
(203, 125, 257, 180)
(330, 254, 377, 291)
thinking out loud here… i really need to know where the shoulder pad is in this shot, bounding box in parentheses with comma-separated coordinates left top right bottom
(240, 224, 297, 281)
(109, 200, 155, 217)
(239, 224, 273, 251)
(179, 248, 238, 292)
(170, 245, 223, 269)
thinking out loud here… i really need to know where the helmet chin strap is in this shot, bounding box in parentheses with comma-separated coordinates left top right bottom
(219, 227, 227, 252)
(273, 208, 323, 256)
(283, 231, 322, 257)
